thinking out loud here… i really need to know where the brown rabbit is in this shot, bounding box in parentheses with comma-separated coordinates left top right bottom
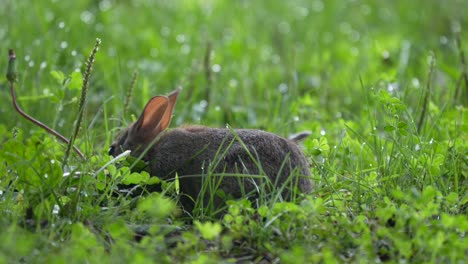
(109, 88, 312, 211)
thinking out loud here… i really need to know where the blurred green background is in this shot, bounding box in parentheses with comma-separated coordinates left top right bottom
(1, 0, 466, 153)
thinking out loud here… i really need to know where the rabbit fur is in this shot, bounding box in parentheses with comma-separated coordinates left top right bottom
(109, 88, 312, 210)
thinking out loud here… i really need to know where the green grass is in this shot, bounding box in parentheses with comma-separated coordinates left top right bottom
(1, 0, 467, 263)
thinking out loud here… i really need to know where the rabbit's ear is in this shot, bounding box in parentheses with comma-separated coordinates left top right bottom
(158, 88, 180, 131)
(134, 96, 170, 138)
(133, 88, 181, 139)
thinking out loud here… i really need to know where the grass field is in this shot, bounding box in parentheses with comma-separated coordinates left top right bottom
(1, 0, 467, 263)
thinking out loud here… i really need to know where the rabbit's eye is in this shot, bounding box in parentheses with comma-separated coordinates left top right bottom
(108, 145, 115, 156)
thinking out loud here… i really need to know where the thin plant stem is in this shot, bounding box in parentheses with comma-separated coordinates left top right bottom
(455, 33, 468, 105)
(417, 53, 435, 134)
(204, 41, 212, 105)
(6, 49, 85, 160)
(124, 70, 139, 114)
(63, 38, 101, 166)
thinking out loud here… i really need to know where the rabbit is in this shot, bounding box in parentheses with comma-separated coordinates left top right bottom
(109, 88, 312, 212)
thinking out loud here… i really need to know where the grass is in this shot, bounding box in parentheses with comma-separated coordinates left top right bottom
(1, 0, 467, 263)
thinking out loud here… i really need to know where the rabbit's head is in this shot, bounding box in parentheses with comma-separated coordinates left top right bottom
(109, 88, 180, 157)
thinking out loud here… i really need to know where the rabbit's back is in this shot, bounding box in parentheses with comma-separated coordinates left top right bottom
(145, 127, 312, 204)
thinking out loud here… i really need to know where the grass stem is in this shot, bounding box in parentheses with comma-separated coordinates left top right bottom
(63, 38, 101, 166)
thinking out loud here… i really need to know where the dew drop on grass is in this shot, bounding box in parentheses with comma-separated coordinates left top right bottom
(382, 50, 390, 60)
(307, 75, 321, 88)
(260, 47, 272, 60)
(320, 130, 326, 136)
(451, 21, 461, 34)
(415, 144, 420, 151)
(387, 82, 398, 93)
(440, 36, 448, 45)
(44, 174, 48, 179)
(181, 44, 191, 54)
(411, 78, 420, 88)
(80, 10, 95, 24)
(293, 116, 299, 122)
(212, 64, 221, 73)
(71, 50, 77, 56)
(229, 79, 238, 88)
(24, 55, 30, 61)
(45, 10, 55, 22)
(176, 34, 186, 43)
(426, 55, 433, 64)
(215, 105, 221, 111)
(28, 61, 34, 67)
(297, 6, 309, 17)
(40, 61, 47, 69)
(278, 83, 288, 94)
(192, 100, 208, 121)
(161, 26, 171, 37)
(99, 0, 112, 11)
(60, 41, 68, 49)
(58, 21, 65, 29)
(199, 100, 208, 108)
(53, 204, 60, 215)
(311, 0, 324, 12)
(429, 138, 434, 144)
